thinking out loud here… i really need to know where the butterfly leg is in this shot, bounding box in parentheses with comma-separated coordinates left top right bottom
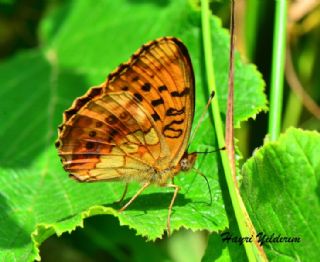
(119, 181, 151, 212)
(166, 183, 180, 237)
(116, 183, 128, 204)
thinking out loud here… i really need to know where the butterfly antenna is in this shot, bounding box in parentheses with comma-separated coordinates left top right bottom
(192, 168, 212, 205)
(193, 146, 226, 154)
(188, 91, 215, 149)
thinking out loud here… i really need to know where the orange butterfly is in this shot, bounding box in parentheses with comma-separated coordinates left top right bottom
(55, 37, 198, 236)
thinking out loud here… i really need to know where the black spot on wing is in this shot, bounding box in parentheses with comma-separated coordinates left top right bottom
(134, 93, 143, 102)
(141, 83, 151, 92)
(166, 107, 185, 116)
(151, 112, 160, 121)
(107, 129, 118, 142)
(106, 115, 118, 125)
(158, 85, 168, 92)
(171, 87, 190, 97)
(163, 119, 184, 138)
(151, 98, 164, 107)
(85, 142, 95, 150)
(132, 76, 139, 82)
(89, 131, 97, 137)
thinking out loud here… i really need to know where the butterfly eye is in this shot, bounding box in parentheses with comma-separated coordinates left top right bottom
(180, 158, 189, 170)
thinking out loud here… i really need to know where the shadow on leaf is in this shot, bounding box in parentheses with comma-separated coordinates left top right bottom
(110, 192, 191, 211)
(128, 0, 170, 7)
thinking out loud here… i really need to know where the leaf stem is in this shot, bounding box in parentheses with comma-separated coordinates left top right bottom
(268, 0, 287, 140)
(200, 0, 266, 261)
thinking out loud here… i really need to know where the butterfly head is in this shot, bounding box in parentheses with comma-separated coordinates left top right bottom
(179, 152, 197, 172)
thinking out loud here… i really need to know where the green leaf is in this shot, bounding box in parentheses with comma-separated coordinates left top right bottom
(0, 0, 266, 260)
(241, 128, 320, 261)
(40, 215, 173, 261)
(0, 0, 15, 4)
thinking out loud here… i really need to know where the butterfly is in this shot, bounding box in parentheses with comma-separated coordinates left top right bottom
(55, 37, 198, 236)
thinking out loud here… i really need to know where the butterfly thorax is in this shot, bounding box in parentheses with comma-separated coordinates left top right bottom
(149, 152, 197, 186)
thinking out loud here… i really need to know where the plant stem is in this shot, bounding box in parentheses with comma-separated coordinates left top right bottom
(268, 0, 287, 141)
(200, 3, 224, 149)
(200, 0, 266, 261)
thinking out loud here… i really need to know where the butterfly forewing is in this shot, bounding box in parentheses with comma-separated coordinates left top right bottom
(103, 38, 195, 167)
(56, 37, 195, 183)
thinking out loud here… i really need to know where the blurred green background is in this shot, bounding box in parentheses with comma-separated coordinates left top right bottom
(0, 0, 319, 261)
